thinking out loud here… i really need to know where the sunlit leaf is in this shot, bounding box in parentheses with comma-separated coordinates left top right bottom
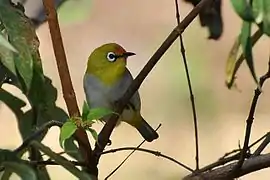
(230, 0, 254, 21)
(252, 0, 264, 24)
(86, 108, 116, 123)
(253, 0, 270, 36)
(225, 36, 241, 88)
(60, 120, 77, 148)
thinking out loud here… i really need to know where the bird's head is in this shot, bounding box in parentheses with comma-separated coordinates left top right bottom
(86, 43, 135, 85)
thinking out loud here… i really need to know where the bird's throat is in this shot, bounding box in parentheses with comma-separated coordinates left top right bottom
(86, 66, 125, 86)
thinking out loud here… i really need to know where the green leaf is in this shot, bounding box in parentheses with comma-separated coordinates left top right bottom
(0, 32, 17, 53)
(0, 44, 16, 76)
(2, 162, 37, 180)
(60, 120, 77, 148)
(252, 0, 264, 24)
(225, 36, 241, 88)
(226, 29, 263, 89)
(0, 149, 37, 180)
(86, 127, 98, 141)
(0, 2, 39, 91)
(240, 21, 259, 88)
(253, 0, 270, 36)
(86, 108, 115, 123)
(231, 0, 254, 21)
(62, 137, 82, 161)
(82, 101, 90, 121)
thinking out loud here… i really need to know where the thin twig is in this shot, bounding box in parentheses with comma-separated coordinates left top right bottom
(104, 124, 162, 179)
(219, 149, 241, 160)
(253, 132, 270, 156)
(42, 0, 95, 175)
(93, 0, 215, 167)
(31, 141, 88, 179)
(233, 60, 270, 174)
(101, 147, 194, 172)
(174, 0, 199, 170)
(14, 120, 63, 153)
(31, 160, 87, 167)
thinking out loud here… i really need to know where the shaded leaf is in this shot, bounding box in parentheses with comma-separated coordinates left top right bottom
(240, 21, 259, 88)
(226, 29, 263, 89)
(60, 120, 77, 148)
(2, 162, 37, 180)
(0, 149, 18, 163)
(86, 127, 98, 141)
(0, 32, 17, 53)
(184, 0, 223, 40)
(0, 149, 37, 180)
(62, 137, 82, 161)
(0, 44, 16, 77)
(230, 0, 254, 21)
(0, 2, 39, 91)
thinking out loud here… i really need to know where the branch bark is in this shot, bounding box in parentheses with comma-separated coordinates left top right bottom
(184, 153, 270, 180)
(42, 0, 96, 175)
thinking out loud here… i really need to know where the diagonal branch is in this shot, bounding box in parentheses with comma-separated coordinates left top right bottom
(184, 153, 270, 180)
(93, 0, 215, 167)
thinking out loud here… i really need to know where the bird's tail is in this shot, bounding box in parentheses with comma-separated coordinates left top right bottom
(134, 118, 159, 142)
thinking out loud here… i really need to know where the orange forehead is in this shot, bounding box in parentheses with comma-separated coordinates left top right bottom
(114, 45, 126, 55)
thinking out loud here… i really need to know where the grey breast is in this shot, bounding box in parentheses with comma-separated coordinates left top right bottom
(83, 68, 141, 111)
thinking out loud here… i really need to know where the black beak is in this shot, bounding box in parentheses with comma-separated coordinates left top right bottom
(116, 52, 136, 59)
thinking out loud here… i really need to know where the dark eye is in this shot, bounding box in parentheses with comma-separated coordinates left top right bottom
(107, 52, 116, 62)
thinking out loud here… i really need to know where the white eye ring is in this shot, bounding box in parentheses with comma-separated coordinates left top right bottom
(107, 52, 116, 62)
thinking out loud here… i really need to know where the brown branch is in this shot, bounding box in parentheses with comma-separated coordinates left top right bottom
(174, 0, 199, 170)
(233, 60, 270, 175)
(191, 131, 269, 174)
(184, 153, 270, 180)
(101, 147, 193, 172)
(93, 0, 215, 167)
(42, 0, 96, 175)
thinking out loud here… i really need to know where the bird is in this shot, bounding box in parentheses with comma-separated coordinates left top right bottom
(83, 43, 159, 142)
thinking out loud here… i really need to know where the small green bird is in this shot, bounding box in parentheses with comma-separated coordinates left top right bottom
(83, 43, 159, 142)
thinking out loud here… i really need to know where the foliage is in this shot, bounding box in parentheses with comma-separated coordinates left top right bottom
(0, 1, 101, 179)
(226, 0, 270, 88)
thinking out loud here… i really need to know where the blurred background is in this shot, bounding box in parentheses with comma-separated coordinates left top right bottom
(1, 0, 270, 179)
